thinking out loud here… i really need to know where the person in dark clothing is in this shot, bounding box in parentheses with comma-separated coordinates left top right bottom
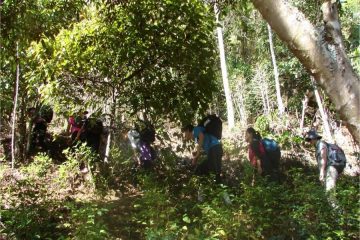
(182, 124, 223, 183)
(27, 107, 48, 154)
(183, 124, 231, 204)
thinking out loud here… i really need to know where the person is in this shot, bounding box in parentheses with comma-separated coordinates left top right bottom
(245, 127, 279, 182)
(182, 124, 223, 183)
(71, 111, 89, 144)
(27, 107, 48, 154)
(67, 115, 82, 141)
(304, 130, 340, 193)
(127, 125, 156, 169)
(183, 123, 231, 204)
(245, 127, 266, 181)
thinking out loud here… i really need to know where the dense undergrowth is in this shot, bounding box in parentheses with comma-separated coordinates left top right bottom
(0, 141, 359, 240)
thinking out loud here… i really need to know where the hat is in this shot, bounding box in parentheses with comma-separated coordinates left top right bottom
(305, 130, 322, 141)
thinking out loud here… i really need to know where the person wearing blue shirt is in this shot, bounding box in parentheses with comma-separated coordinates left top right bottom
(182, 124, 223, 183)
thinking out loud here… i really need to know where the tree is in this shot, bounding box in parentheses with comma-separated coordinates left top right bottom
(11, 42, 20, 168)
(1, 0, 88, 160)
(27, 0, 218, 123)
(250, 0, 360, 143)
(214, 2, 235, 128)
(267, 23, 285, 115)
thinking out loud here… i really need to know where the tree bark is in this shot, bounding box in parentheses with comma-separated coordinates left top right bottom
(214, 3, 235, 129)
(11, 42, 20, 168)
(267, 23, 285, 115)
(300, 94, 309, 131)
(311, 76, 334, 142)
(251, 0, 360, 144)
(259, 82, 268, 115)
(235, 82, 247, 124)
(104, 87, 116, 163)
(264, 77, 271, 114)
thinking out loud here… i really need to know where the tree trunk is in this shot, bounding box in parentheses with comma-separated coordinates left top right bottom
(259, 82, 268, 115)
(300, 94, 309, 131)
(214, 3, 235, 129)
(267, 23, 285, 115)
(235, 82, 247, 125)
(18, 94, 27, 162)
(11, 42, 20, 169)
(251, 0, 360, 144)
(311, 76, 334, 142)
(263, 77, 271, 114)
(104, 88, 116, 163)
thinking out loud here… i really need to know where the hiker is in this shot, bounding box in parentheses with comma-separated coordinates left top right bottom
(27, 107, 48, 154)
(182, 121, 223, 183)
(304, 130, 346, 194)
(182, 115, 231, 204)
(71, 111, 89, 144)
(67, 114, 82, 141)
(127, 123, 156, 169)
(245, 127, 280, 182)
(128, 129, 141, 165)
(82, 117, 103, 153)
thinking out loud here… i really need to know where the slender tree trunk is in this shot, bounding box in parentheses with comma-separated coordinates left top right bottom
(259, 84, 268, 115)
(300, 94, 309, 131)
(251, 0, 360, 144)
(235, 83, 247, 124)
(11, 42, 20, 168)
(18, 94, 27, 162)
(264, 77, 271, 113)
(214, 3, 235, 129)
(239, 94, 247, 124)
(311, 76, 334, 142)
(267, 23, 285, 115)
(104, 88, 116, 163)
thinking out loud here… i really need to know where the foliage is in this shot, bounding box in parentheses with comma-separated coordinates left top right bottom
(64, 202, 110, 240)
(0, 178, 67, 239)
(0, 179, 109, 239)
(57, 143, 98, 189)
(21, 152, 53, 178)
(253, 114, 302, 150)
(0, 0, 87, 120)
(26, 0, 218, 123)
(129, 161, 359, 239)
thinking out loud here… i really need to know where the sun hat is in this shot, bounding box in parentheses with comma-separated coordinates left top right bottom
(305, 130, 322, 141)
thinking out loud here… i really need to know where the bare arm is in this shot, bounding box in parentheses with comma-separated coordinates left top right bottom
(319, 146, 327, 182)
(192, 132, 204, 165)
(66, 122, 71, 134)
(73, 125, 85, 143)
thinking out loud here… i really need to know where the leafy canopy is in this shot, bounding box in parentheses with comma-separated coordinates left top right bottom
(27, 0, 218, 122)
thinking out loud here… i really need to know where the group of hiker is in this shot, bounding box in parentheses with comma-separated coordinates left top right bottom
(181, 114, 347, 206)
(27, 108, 103, 156)
(28, 108, 347, 206)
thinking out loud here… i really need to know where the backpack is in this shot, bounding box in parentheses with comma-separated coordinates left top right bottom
(198, 114, 222, 139)
(261, 138, 281, 170)
(326, 143, 346, 173)
(139, 124, 156, 144)
(39, 105, 53, 123)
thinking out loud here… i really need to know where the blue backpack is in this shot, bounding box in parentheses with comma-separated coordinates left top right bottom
(261, 138, 281, 170)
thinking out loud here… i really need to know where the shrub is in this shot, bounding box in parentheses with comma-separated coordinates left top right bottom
(21, 152, 53, 178)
